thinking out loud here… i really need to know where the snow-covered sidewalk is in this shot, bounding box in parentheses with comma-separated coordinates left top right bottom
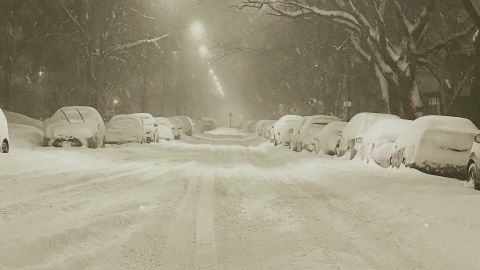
(1, 129, 480, 269)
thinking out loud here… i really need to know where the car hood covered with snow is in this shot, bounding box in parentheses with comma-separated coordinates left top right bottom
(393, 115, 478, 178)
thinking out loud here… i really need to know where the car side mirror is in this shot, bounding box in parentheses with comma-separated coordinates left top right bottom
(475, 134, 480, 144)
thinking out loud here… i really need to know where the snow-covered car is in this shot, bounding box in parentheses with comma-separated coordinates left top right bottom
(156, 117, 180, 140)
(256, 120, 275, 137)
(0, 108, 10, 153)
(272, 115, 303, 146)
(155, 122, 175, 141)
(44, 106, 105, 148)
(391, 115, 477, 179)
(281, 118, 305, 148)
(336, 112, 400, 158)
(193, 119, 205, 133)
(467, 133, 480, 190)
(202, 118, 216, 131)
(169, 116, 194, 136)
(105, 114, 146, 144)
(356, 119, 412, 167)
(278, 118, 304, 146)
(135, 113, 157, 143)
(291, 115, 341, 152)
(245, 120, 257, 133)
(313, 121, 347, 155)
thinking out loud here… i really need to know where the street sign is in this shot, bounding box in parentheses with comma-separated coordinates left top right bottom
(343, 101, 352, 108)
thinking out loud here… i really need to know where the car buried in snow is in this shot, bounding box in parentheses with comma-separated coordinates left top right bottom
(356, 118, 412, 167)
(467, 133, 480, 190)
(391, 115, 477, 179)
(336, 112, 400, 159)
(169, 116, 195, 136)
(313, 121, 347, 155)
(202, 118, 216, 132)
(105, 114, 147, 145)
(291, 115, 342, 152)
(134, 113, 157, 143)
(155, 117, 180, 140)
(272, 115, 304, 146)
(44, 106, 105, 148)
(0, 108, 10, 153)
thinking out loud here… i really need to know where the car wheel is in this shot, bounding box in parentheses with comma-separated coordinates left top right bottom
(1, 140, 9, 153)
(468, 163, 480, 190)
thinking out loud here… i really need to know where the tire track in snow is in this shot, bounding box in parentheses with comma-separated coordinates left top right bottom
(194, 173, 218, 270)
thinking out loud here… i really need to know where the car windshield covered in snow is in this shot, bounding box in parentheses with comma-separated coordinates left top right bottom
(51, 107, 85, 123)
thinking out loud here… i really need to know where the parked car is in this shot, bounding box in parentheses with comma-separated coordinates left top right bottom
(272, 115, 303, 146)
(155, 121, 175, 141)
(105, 114, 146, 144)
(245, 120, 257, 133)
(0, 108, 10, 153)
(169, 116, 194, 136)
(391, 115, 477, 179)
(467, 133, 480, 190)
(356, 119, 412, 167)
(313, 121, 347, 155)
(156, 117, 181, 140)
(202, 118, 216, 131)
(336, 112, 400, 158)
(192, 119, 205, 133)
(44, 106, 105, 148)
(256, 120, 275, 137)
(276, 117, 304, 146)
(134, 113, 157, 143)
(291, 115, 341, 152)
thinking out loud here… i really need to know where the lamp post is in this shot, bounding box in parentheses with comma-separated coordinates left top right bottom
(113, 97, 120, 115)
(229, 112, 233, 128)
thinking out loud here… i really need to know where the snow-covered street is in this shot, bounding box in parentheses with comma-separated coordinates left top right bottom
(1, 128, 480, 270)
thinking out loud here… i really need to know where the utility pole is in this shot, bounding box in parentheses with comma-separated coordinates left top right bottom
(229, 112, 233, 128)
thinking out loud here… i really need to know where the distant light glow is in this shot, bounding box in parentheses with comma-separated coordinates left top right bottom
(209, 69, 215, 76)
(190, 21, 205, 40)
(113, 98, 120, 105)
(199, 45, 209, 58)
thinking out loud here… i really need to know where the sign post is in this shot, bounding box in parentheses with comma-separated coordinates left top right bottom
(229, 112, 233, 128)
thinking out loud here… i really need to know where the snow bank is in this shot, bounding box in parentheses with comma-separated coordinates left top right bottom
(8, 124, 44, 149)
(391, 115, 478, 179)
(4, 111, 44, 130)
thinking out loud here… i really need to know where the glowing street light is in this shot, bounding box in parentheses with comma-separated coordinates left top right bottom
(112, 97, 120, 115)
(209, 69, 215, 76)
(190, 21, 205, 40)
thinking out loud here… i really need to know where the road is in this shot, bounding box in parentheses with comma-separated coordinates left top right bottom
(1, 128, 480, 270)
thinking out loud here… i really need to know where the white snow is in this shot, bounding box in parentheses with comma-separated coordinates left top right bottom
(2, 124, 480, 269)
(106, 114, 145, 144)
(359, 118, 412, 167)
(392, 115, 478, 177)
(313, 121, 347, 155)
(338, 112, 400, 156)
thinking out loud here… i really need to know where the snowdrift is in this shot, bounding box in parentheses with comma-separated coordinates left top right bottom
(4, 111, 44, 130)
(391, 116, 478, 179)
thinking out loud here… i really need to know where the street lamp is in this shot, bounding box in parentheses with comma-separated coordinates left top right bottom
(190, 21, 205, 40)
(209, 69, 215, 76)
(112, 97, 120, 115)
